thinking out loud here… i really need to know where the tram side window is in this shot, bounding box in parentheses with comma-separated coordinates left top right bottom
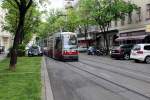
(55, 37, 62, 50)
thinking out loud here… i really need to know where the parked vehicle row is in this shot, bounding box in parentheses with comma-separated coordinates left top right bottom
(110, 44, 134, 60)
(110, 44, 150, 64)
(86, 44, 150, 64)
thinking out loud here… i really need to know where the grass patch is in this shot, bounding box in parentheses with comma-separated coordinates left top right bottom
(0, 57, 42, 100)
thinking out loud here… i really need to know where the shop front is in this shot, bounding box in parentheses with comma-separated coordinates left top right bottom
(115, 30, 150, 45)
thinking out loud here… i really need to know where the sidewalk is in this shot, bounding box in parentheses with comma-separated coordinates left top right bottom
(41, 56, 54, 100)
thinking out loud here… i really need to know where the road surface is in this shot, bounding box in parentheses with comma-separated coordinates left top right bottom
(45, 53, 150, 100)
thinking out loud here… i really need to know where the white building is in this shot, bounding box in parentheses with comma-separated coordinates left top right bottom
(0, 7, 12, 51)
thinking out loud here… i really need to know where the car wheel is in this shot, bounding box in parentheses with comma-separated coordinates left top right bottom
(145, 56, 150, 64)
(124, 54, 130, 60)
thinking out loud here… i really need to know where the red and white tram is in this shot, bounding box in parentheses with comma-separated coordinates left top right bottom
(46, 32, 79, 61)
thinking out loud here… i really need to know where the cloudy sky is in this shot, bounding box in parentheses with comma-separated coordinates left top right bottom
(48, 0, 78, 9)
(49, 0, 65, 9)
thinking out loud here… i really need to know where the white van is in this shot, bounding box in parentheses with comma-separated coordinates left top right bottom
(130, 44, 150, 64)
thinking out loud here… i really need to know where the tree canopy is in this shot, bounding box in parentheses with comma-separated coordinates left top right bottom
(2, 0, 42, 44)
(78, 0, 137, 52)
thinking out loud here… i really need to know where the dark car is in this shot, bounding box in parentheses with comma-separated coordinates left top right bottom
(0, 46, 5, 54)
(87, 46, 96, 55)
(28, 46, 43, 56)
(110, 44, 134, 60)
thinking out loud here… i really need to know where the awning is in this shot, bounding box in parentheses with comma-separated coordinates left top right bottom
(115, 35, 147, 41)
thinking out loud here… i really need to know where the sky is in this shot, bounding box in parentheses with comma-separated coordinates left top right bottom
(48, 0, 78, 9)
(49, 0, 65, 9)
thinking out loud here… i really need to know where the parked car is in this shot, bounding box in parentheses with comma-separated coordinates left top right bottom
(87, 46, 96, 55)
(110, 44, 134, 60)
(0, 46, 5, 54)
(28, 45, 43, 56)
(130, 44, 150, 64)
(78, 46, 87, 52)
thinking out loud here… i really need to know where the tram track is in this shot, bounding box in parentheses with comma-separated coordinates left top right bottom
(65, 61, 150, 99)
(46, 57, 133, 100)
(46, 57, 150, 99)
(78, 60, 150, 84)
(80, 56, 150, 75)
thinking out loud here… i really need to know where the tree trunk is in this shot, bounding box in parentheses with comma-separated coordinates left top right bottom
(103, 32, 109, 55)
(9, 12, 25, 71)
(84, 25, 88, 49)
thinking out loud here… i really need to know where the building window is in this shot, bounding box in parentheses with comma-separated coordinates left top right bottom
(146, 4, 150, 20)
(121, 13, 125, 26)
(128, 12, 132, 24)
(136, 7, 141, 23)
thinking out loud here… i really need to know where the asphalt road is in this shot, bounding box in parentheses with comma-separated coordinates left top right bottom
(45, 53, 150, 100)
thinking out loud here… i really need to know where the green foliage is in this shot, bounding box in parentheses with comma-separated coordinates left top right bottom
(65, 8, 80, 32)
(78, 0, 137, 51)
(2, 0, 42, 44)
(79, 0, 137, 32)
(37, 10, 64, 38)
(7, 44, 26, 57)
(37, 8, 80, 38)
(78, 0, 96, 26)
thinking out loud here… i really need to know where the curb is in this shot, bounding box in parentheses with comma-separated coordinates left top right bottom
(41, 57, 54, 100)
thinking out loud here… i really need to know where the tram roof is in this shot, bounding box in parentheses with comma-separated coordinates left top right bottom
(53, 32, 76, 36)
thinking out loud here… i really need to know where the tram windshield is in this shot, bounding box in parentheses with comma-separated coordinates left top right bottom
(63, 34, 77, 49)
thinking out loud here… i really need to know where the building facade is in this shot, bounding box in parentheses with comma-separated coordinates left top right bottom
(77, 0, 150, 49)
(0, 7, 12, 51)
(110, 0, 150, 45)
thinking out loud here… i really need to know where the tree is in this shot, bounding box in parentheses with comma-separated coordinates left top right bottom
(2, 0, 33, 71)
(65, 8, 80, 32)
(2, 1, 41, 44)
(78, 0, 96, 48)
(37, 9, 65, 38)
(37, 8, 80, 39)
(79, 0, 137, 53)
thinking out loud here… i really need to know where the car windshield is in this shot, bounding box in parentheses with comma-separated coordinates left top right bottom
(63, 34, 77, 45)
(133, 45, 141, 51)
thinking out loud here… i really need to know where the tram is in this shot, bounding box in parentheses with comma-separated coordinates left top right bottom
(46, 32, 79, 61)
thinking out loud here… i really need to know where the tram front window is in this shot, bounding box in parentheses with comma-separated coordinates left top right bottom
(63, 34, 77, 49)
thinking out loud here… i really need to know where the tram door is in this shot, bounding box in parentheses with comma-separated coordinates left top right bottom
(54, 37, 62, 59)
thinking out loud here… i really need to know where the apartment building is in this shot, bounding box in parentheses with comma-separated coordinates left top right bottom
(111, 0, 150, 45)
(78, 0, 150, 48)
(0, 7, 12, 51)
